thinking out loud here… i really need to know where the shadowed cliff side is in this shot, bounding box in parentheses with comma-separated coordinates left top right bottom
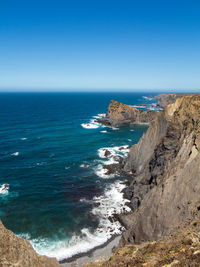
(96, 100, 157, 127)
(0, 220, 60, 267)
(120, 95, 200, 244)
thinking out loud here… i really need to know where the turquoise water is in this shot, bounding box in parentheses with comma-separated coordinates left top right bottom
(0, 92, 156, 260)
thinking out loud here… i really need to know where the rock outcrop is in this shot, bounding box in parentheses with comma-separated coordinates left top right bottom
(0, 220, 59, 267)
(121, 95, 200, 245)
(97, 100, 157, 127)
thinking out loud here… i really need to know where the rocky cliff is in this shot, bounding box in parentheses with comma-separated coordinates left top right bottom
(155, 93, 200, 109)
(86, 94, 200, 266)
(120, 95, 200, 245)
(0, 220, 59, 267)
(154, 93, 179, 108)
(97, 100, 157, 127)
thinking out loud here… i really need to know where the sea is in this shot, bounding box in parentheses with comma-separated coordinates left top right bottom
(0, 92, 158, 261)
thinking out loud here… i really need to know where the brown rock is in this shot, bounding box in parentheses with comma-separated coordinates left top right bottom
(0, 220, 59, 267)
(97, 100, 157, 127)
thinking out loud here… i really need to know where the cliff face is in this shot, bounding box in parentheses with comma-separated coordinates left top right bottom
(155, 93, 179, 108)
(121, 95, 200, 244)
(84, 94, 200, 267)
(97, 100, 157, 127)
(155, 93, 200, 109)
(0, 220, 59, 267)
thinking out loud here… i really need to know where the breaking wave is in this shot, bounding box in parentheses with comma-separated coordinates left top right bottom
(23, 181, 130, 261)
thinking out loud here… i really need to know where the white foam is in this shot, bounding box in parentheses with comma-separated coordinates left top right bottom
(130, 129, 134, 132)
(80, 164, 89, 168)
(100, 130, 107, 133)
(21, 138, 27, 140)
(128, 139, 132, 142)
(81, 113, 106, 129)
(147, 104, 162, 111)
(81, 123, 99, 129)
(142, 96, 153, 101)
(92, 116, 101, 119)
(12, 152, 19, 156)
(95, 146, 130, 178)
(24, 181, 130, 261)
(95, 164, 115, 179)
(98, 146, 129, 159)
(65, 166, 70, 170)
(79, 198, 92, 203)
(131, 105, 146, 109)
(36, 162, 46, 166)
(112, 127, 119, 130)
(98, 113, 106, 117)
(0, 188, 9, 195)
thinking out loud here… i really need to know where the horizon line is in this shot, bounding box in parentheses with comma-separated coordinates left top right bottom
(0, 88, 199, 93)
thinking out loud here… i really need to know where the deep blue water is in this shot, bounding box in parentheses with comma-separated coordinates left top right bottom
(0, 92, 157, 260)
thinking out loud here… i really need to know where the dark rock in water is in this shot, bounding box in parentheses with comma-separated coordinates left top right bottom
(108, 216, 117, 223)
(104, 149, 111, 158)
(113, 156, 123, 164)
(103, 163, 122, 175)
(93, 202, 101, 207)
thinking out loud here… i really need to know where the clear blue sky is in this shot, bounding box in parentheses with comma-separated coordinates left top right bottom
(0, 0, 200, 92)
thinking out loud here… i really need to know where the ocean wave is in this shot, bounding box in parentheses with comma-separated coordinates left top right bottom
(0, 188, 9, 195)
(100, 130, 107, 133)
(20, 138, 27, 140)
(95, 164, 116, 179)
(98, 146, 129, 159)
(146, 103, 163, 111)
(81, 123, 99, 129)
(11, 152, 19, 156)
(23, 181, 130, 261)
(36, 162, 47, 166)
(142, 96, 153, 101)
(81, 114, 106, 129)
(131, 105, 146, 109)
(65, 166, 70, 170)
(95, 146, 130, 178)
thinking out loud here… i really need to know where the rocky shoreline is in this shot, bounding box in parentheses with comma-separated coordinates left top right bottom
(1, 93, 200, 267)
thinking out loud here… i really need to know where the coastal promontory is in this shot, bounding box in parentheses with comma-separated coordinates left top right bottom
(96, 100, 157, 127)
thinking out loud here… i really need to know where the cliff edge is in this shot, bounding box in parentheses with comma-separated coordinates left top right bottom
(0, 220, 59, 267)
